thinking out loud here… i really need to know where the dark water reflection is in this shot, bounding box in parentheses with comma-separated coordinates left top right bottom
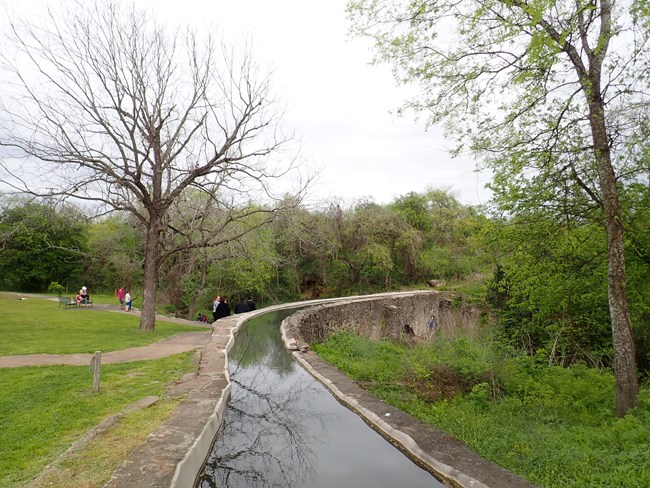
(196, 308, 443, 488)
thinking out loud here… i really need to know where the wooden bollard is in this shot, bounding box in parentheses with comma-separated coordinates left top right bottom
(90, 351, 101, 393)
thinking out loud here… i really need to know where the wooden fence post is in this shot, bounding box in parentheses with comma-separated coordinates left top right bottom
(90, 351, 101, 393)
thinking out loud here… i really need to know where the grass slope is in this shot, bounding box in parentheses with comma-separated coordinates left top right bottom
(313, 331, 650, 488)
(0, 355, 197, 487)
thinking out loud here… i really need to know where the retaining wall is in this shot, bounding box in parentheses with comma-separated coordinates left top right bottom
(282, 290, 480, 350)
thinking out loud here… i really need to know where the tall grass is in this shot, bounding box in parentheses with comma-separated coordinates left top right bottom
(313, 332, 650, 487)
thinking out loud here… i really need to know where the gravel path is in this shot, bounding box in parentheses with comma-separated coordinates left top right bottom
(0, 302, 213, 368)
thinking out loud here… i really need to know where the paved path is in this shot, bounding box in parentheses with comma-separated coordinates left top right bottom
(0, 301, 213, 368)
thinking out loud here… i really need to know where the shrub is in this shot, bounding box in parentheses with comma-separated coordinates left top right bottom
(47, 282, 65, 296)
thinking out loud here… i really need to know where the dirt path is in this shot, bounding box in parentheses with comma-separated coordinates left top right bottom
(0, 303, 213, 368)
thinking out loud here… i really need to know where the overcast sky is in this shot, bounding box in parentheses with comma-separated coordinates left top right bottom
(5, 0, 492, 207)
(144, 0, 492, 207)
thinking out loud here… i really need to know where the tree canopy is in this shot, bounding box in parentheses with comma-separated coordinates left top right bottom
(347, 0, 650, 415)
(0, 201, 88, 291)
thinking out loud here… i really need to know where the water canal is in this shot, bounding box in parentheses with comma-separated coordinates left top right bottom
(195, 308, 444, 488)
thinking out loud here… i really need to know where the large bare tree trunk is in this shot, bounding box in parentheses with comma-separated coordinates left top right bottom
(140, 220, 162, 332)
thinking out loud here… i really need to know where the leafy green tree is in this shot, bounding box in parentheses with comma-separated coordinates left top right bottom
(222, 228, 277, 300)
(85, 216, 144, 293)
(348, 0, 649, 415)
(47, 281, 65, 296)
(392, 188, 490, 281)
(333, 200, 410, 292)
(485, 177, 649, 374)
(0, 202, 88, 291)
(272, 202, 341, 299)
(486, 215, 612, 366)
(199, 223, 278, 308)
(358, 242, 395, 288)
(391, 192, 430, 233)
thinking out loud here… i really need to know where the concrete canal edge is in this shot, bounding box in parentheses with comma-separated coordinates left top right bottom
(104, 291, 536, 488)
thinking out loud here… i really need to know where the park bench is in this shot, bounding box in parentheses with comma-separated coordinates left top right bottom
(58, 297, 78, 309)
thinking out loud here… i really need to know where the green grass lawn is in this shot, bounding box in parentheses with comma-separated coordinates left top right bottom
(0, 354, 197, 488)
(0, 292, 209, 488)
(0, 293, 209, 355)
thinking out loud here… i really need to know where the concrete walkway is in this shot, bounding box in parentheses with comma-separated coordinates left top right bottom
(0, 303, 213, 368)
(0, 331, 212, 368)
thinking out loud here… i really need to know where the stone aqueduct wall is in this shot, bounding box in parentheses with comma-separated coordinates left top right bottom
(105, 291, 484, 488)
(283, 291, 481, 350)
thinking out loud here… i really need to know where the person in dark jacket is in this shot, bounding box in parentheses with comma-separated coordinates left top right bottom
(246, 296, 256, 311)
(215, 297, 231, 320)
(212, 296, 221, 323)
(234, 297, 249, 314)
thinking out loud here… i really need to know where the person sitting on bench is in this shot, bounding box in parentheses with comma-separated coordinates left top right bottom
(78, 286, 91, 305)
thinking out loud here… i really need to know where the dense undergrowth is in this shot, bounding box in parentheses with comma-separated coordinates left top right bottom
(312, 331, 650, 488)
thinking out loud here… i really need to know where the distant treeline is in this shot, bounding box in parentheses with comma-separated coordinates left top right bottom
(1, 185, 648, 373)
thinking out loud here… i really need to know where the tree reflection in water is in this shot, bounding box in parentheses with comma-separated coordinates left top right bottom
(196, 309, 442, 488)
(198, 309, 325, 488)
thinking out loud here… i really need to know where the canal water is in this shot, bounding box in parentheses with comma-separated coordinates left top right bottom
(195, 308, 445, 488)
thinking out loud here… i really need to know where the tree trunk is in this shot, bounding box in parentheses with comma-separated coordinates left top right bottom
(188, 265, 207, 321)
(140, 220, 162, 332)
(589, 98, 639, 416)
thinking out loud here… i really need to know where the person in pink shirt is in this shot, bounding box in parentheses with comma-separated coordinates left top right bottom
(117, 287, 125, 309)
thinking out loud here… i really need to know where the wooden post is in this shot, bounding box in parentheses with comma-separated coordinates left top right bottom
(90, 351, 101, 393)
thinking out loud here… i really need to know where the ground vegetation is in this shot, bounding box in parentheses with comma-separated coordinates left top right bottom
(314, 331, 650, 487)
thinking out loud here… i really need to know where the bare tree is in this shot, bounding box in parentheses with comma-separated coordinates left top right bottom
(0, 1, 304, 330)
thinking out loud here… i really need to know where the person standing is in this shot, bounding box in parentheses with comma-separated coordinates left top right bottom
(246, 296, 256, 311)
(125, 291, 131, 311)
(216, 297, 231, 320)
(117, 287, 125, 309)
(212, 296, 221, 323)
